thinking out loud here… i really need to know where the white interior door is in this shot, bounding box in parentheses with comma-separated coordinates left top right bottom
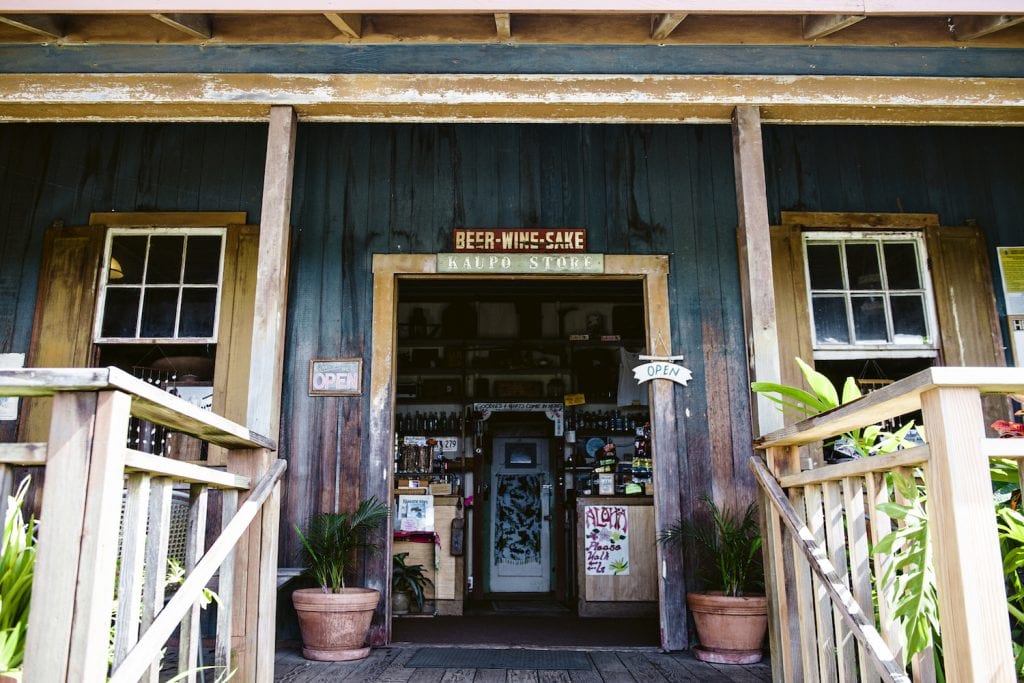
(489, 437, 551, 593)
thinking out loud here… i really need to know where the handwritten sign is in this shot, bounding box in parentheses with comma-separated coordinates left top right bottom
(453, 228, 586, 253)
(309, 358, 362, 396)
(584, 505, 630, 576)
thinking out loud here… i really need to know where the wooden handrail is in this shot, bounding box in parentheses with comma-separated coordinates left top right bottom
(750, 455, 911, 683)
(0, 442, 47, 465)
(0, 367, 273, 449)
(109, 458, 287, 683)
(124, 449, 250, 489)
(755, 366, 1024, 449)
(778, 446, 930, 489)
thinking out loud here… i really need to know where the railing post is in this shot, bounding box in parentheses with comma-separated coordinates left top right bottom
(920, 386, 1015, 681)
(23, 390, 130, 683)
(228, 447, 278, 682)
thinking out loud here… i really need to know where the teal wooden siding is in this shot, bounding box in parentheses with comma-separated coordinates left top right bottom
(1, 121, 1023, 569)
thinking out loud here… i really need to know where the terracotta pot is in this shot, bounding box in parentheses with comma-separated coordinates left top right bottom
(292, 587, 381, 661)
(686, 591, 768, 665)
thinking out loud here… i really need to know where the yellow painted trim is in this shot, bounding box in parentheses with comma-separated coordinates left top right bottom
(89, 211, 248, 226)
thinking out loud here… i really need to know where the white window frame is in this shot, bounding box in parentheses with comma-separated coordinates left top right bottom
(803, 230, 939, 360)
(93, 227, 226, 344)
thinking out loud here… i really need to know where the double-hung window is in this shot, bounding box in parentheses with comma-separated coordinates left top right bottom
(94, 228, 226, 343)
(803, 231, 938, 358)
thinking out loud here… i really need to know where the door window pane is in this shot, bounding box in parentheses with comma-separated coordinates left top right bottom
(812, 296, 849, 344)
(807, 244, 844, 289)
(101, 288, 140, 337)
(845, 243, 882, 290)
(884, 243, 921, 289)
(891, 294, 928, 343)
(179, 288, 217, 337)
(140, 289, 179, 337)
(851, 295, 887, 343)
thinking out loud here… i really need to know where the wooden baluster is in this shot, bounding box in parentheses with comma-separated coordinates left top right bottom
(178, 483, 209, 680)
(823, 479, 855, 682)
(804, 483, 837, 681)
(921, 386, 1014, 682)
(113, 472, 152, 668)
(141, 476, 174, 682)
(216, 488, 239, 673)
(865, 471, 902, 667)
(791, 484, 822, 681)
(843, 476, 879, 683)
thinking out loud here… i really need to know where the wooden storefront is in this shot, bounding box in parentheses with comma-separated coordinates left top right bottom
(0, 3, 1022, 659)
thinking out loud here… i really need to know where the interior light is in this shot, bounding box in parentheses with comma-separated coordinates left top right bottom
(109, 256, 124, 281)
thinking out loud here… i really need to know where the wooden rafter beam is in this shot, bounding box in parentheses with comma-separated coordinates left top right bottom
(801, 14, 865, 39)
(0, 13, 62, 39)
(495, 12, 511, 39)
(651, 13, 687, 40)
(951, 14, 1024, 41)
(149, 13, 211, 39)
(323, 12, 361, 39)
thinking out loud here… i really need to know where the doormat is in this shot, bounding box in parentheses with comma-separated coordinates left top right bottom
(406, 648, 592, 670)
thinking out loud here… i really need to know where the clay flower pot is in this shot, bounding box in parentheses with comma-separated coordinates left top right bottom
(292, 587, 381, 661)
(686, 591, 768, 664)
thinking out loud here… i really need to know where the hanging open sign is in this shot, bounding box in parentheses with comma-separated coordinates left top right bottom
(632, 354, 693, 386)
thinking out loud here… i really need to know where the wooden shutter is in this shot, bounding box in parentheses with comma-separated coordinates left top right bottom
(208, 224, 259, 465)
(926, 225, 1005, 368)
(19, 225, 105, 442)
(770, 224, 814, 413)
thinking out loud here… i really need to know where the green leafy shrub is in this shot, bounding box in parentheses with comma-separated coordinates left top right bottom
(0, 477, 35, 673)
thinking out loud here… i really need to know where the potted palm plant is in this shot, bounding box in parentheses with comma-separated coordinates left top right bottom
(292, 497, 390, 661)
(391, 551, 433, 615)
(659, 495, 767, 664)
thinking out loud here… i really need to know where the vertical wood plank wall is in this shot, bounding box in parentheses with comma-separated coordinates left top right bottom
(0, 122, 1022, 578)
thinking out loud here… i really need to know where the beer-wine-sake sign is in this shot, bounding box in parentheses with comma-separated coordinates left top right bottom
(584, 505, 630, 576)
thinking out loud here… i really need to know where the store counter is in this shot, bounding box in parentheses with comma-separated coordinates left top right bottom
(393, 494, 464, 616)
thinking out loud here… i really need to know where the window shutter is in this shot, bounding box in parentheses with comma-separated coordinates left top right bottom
(926, 225, 1005, 368)
(19, 224, 106, 442)
(770, 224, 815, 411)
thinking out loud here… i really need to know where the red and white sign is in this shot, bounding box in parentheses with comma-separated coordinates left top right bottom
(452, 228, 586, 253)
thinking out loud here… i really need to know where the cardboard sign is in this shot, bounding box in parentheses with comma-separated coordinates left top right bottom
(584, 505, 630, 576)
(452, 228, 586, 253)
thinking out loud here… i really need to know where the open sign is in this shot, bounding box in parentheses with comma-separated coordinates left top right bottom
(309, 358, 362, 396)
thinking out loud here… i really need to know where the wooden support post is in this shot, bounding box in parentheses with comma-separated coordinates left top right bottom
(24, 391, 130, 682)
(228, 447, 276, 683)
(920, 387, 1015, 682)
(247, 104, 296, 440)
(733, 105, 783, 438)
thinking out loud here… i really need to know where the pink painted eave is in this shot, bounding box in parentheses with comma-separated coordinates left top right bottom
(0, 0, 1022, 14)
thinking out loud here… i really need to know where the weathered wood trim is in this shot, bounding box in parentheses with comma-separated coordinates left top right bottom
(733, 105, 783, 437)
(801, 14, 865, 39)
(124, 448, 251, 488)
(781, 210, 940, 228)
(778, 446, 929, 487)
(757, 366, 1024, 449)
(88, 210, 247, 226)
(323, 12, 362, 37)
(0, 13, 62, 37)
(494, 12, 510, 38)
(951, 14, 1024, 40)
(651, 12, 687, 39)
(0, 74, 1020, 125)
(246, 105, 295, 440)
(0, 442, 47, 464)
(150, 12, 212, 39)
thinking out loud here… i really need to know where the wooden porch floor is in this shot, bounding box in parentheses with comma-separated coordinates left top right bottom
(274, 645, 773, 682)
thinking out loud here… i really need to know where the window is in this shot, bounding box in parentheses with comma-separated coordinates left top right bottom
(94, 228, 226, 343)
(803, 231, 937, 358)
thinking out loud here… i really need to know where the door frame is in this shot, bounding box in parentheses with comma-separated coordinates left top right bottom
(369, 254, 687, 650)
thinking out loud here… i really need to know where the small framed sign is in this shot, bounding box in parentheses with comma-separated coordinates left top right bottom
(309, 358, 362, 396)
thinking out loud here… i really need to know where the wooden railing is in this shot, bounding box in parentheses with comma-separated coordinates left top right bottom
(752, 366, 1023, 683)
(0, 367, 286, 682)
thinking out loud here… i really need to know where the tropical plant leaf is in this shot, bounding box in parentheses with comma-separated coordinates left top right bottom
(796, 357, 839, 409)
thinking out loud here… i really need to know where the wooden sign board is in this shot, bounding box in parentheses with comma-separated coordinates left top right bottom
(309, 358, 362, 396)
(438, 253, 603, 274)
(453, 228, 586, 253)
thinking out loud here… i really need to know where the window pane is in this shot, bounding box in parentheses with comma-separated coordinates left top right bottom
(852, 295, 888, 343)
(109, 235, 147, 285)
(812, 296, 849, 344)
(179, 288, 217, 337)
(101, 288, 140, 337)
(140, 289, 178, 337)
(845, 243, 882, 290)
(891, 294, 928, 343)
(184, 235, 222, 284)
(146, 236, 184, 284)
(884, 242, 921, 289)
(806, 243, 844, 289)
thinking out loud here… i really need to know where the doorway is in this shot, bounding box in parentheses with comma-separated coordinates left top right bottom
(369, 255, 687, 650)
